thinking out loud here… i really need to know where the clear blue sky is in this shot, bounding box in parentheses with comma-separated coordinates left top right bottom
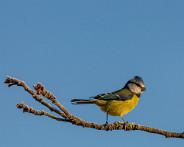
(1, 0, 184, 146)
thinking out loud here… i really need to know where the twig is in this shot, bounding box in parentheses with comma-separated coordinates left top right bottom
(4, 76, 184, 139)
(16, 102, 70, 122)
(4, 76, 67, 118)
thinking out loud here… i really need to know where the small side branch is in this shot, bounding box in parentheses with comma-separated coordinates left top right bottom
(4, 76, 67, 118)
(16, 102, 70, 122)
(4, 76, 184, 139)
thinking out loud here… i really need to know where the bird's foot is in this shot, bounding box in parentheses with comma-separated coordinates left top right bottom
(103, 120, 108, 126)
(124, 123, 128, 131)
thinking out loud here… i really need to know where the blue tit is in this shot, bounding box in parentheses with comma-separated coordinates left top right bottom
(71, 76, 146, 123)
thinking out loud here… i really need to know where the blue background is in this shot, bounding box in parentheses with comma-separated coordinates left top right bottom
(1, 0, 184, 146)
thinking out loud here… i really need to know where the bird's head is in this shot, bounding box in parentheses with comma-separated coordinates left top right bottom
(124, 76, 146, 97)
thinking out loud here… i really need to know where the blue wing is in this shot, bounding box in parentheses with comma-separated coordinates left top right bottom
(93, 93, 133, 101)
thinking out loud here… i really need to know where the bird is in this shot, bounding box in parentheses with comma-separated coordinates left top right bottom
(71, 76, 146, 124)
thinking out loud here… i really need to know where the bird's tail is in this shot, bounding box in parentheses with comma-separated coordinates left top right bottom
(71, 99, 97, 104)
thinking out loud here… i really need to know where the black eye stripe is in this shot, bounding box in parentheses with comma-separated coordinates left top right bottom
(129, 82, 142, 88)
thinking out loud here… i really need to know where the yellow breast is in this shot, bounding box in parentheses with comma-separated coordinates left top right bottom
(95, 94, 139, 117)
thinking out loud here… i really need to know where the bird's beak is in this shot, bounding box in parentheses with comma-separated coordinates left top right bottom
(142, 87, 146, 91)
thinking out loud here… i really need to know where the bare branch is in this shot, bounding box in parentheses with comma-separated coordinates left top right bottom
(16, 102, 70, 122)
(33, 82, 75, 117)
(4, 76, 184, 139)
(5, 76, 67, 118)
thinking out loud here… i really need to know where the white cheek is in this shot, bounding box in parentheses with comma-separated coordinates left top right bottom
(128, 83, 142, 94)
(133, 87, 142, 93)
